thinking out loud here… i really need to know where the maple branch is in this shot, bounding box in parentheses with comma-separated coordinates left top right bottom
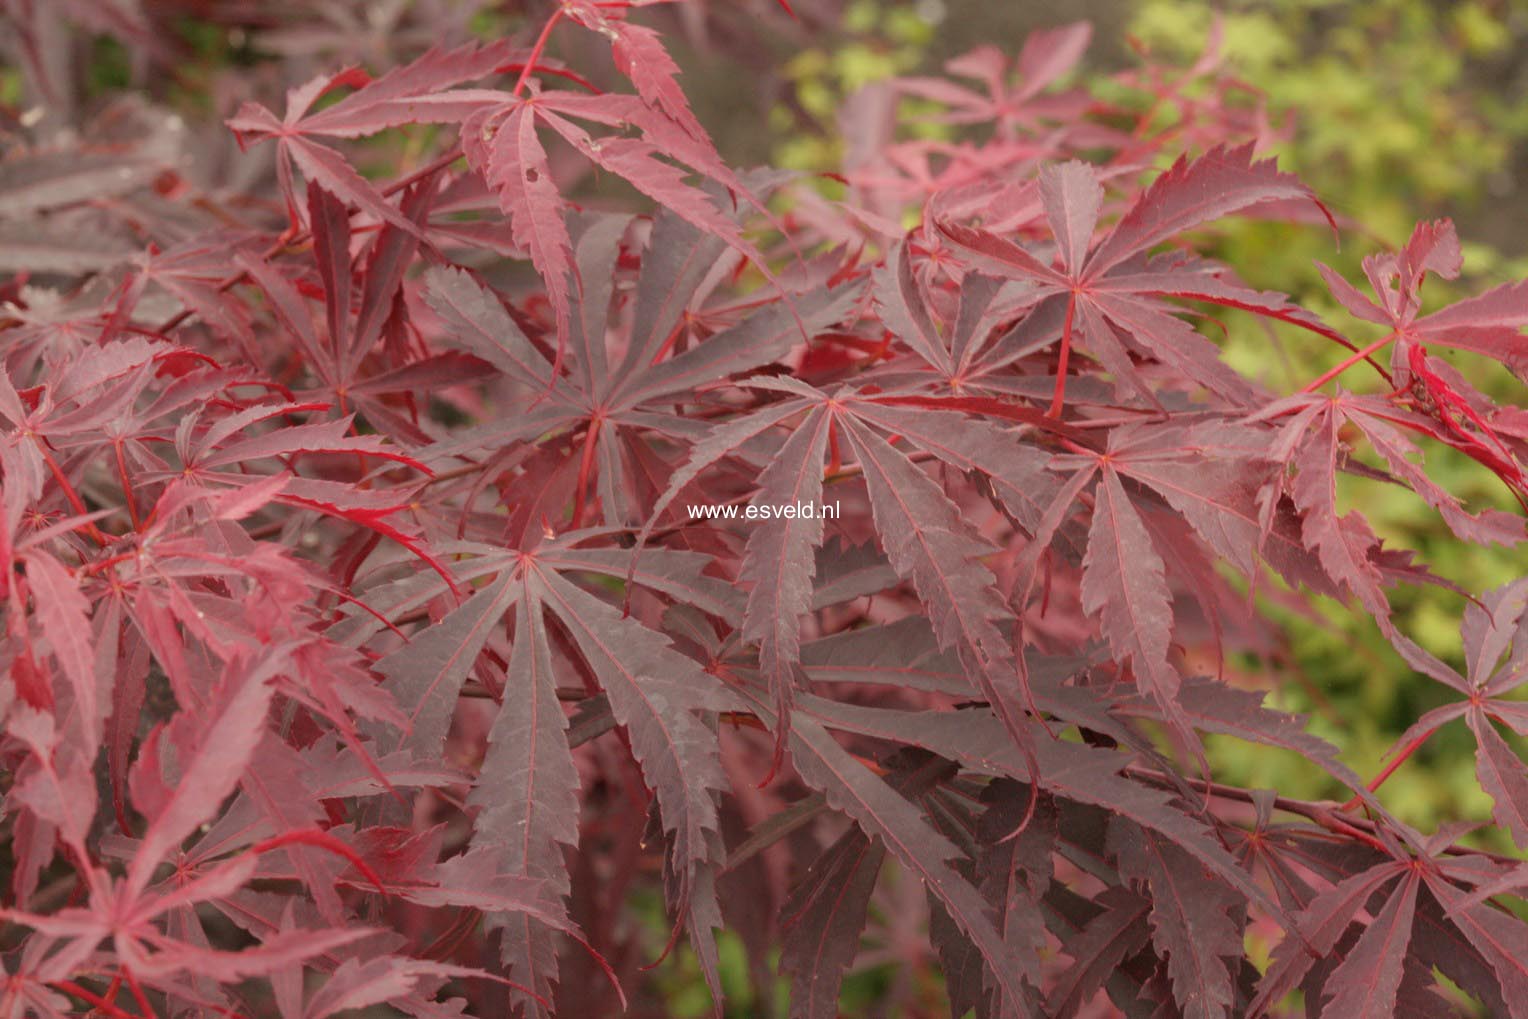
(250, 829, 388, 895)
(461, 680, 589, 702)
(113, 438, 141, 532)
(103, 970, 126, 1015)
(383, 144, 466, 198)
(418, 458, 489, 488)
(120, 967, 156, 1019)
(33, 438, 110, 546)
(1124, 765, 1389, 852)
(1125, 764, 1520, 865)
(48, 980, 141, 1019)
(1341, 722, 1440, 811)
(569, 417, 603, 529)
(511, 6, 566, 99)
(1299, 328, 1401, 393)
(420, 906, 484, 960)
(1048, 291, 1078, 418)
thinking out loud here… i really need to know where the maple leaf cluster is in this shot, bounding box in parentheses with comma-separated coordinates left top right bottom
(2, 4, 1527, 1017)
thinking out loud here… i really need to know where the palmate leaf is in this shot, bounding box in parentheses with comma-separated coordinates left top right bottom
(226, 19, 773, 359)
(1045, 886, 1151, 1017)
(740, 406, 832, 776)
(277, 41, 520, 139)
(869, 242, 1055, 393)
(1374, 582, 1528, 850)
(529, 567, 736, 953)
(739, 692, 1034, 1013)
(895, 22, 1090, 128)
(1257, 392, 1523, 617)
(1102, 421, 1334, 589)
(938, 147, 1336, 412)
(1081, 465, 1192, 745)
(373, 572, 518, 758)
(836, 413, 1036, 757)
(293, 179, 445, 420)
(460, 85, 770, 353)
(370, 538, 740, 1009)
(1252, 826, 1526, 1019)
(125, 650, 283, 898)
(131, 397, 461, 598)
(469, 592, 581, 1008)
(777, 822, 886, 1019)
(992, 423, 1252, 753)
(1109, 818, 1242, 1019)
(225, 40, 517, 227)
(642, 382, 1041, 767)
(1319, 218, 1528, 380)
(1308, 220, 1528, 502)
(797, 696, 1292, 929)
(2, 651, 376, 989)
(969, 782, 1055, 1018)
(422, 210, 856, 528)
(1322, 870, 1421, 1019)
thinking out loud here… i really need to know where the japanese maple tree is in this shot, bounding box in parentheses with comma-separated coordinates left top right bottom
(1, 2, 1527, 1017)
